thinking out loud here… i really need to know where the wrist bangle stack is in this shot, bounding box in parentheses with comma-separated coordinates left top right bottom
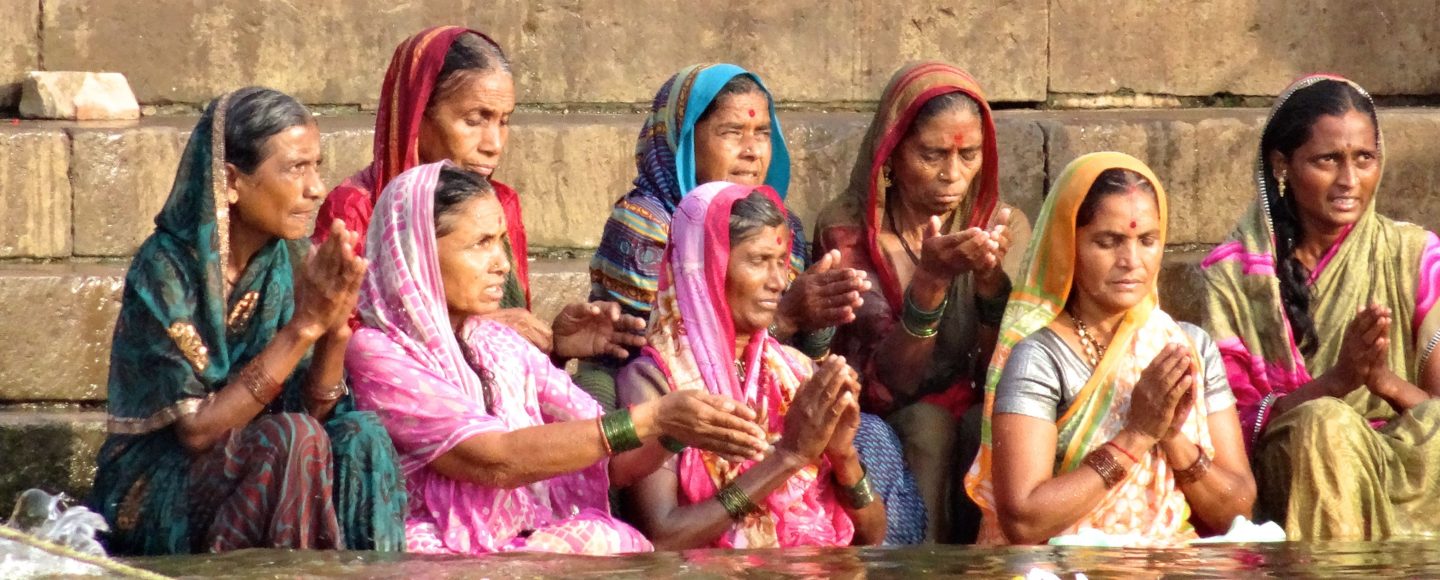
(234, 363, 281, 406)
(1082, 446, 1130, 489)
(1173, 450, 1213, 485)
(660, 435, 687, 454)
(901, 288, 947, 339)
(794, 326, 837, 359)
(717, 483, 761, 521)
(836, 464, 875, 510)
(599, 408, 643, 455)
(306, 377, 349, 402)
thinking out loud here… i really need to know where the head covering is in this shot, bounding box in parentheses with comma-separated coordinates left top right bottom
(964, 152, 1214, 546)
(1201, 74, 1440, 439)
(590, 64, 805, 320)
(96, 88, 308, 554)
(314, 26, 529, 307)
(641, 181, 853, 548)
(812, 61, 1005, 415)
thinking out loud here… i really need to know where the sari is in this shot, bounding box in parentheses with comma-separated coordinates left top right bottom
(965, 152, 1219, 547)
(313, 26, 530, 311)
(346, 161, 650, 555)
(89, 89, 406, 555)
(1201, 74, 1440, 540)
(640, 181, 854, 548)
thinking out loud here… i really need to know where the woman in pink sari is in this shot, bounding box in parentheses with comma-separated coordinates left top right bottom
(345, 162, 770, 554)
(618, 182, 887, 548)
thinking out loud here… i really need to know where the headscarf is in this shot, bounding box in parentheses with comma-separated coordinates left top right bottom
(590, 64, 805, 319)
(96, 88, 309, 553)
(813, 61, 1005, 415)
(314, 26, 530, 307)
(642, 181, 854, 548)
(964, 153, 1215, 547)
(1201, 74, 1440, 441)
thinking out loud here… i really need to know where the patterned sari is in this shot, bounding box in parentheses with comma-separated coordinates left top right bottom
(965, 153, 1217, 547)
(641, 182, 855, 548)
(314, 26, 530, 310)
(1201, 74, 1440, 540)
(346, 161, 650, 555)
(89, 89, 406, 555)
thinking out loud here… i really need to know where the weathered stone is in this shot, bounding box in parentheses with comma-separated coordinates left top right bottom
(528, 259, 593, 324)
(70, 124, 186, 256)
(503, 113, 637, 249)
(41, 0, 1046, 107)
(0, 0, 39, 109)
(1373, 109, 1440, 233)
(0, 126, 71, 258)
(1049, 0, 1440, 97)
(1158, 251, 1210, 326)
(0, 264, 123, 402)
(19, 71, 141, 121)
(0, 410, 106, 504)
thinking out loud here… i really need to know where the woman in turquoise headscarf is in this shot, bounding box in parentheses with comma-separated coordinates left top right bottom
(89, 87, 406, 555)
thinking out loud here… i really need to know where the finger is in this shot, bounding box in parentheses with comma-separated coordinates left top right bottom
(811, 270, 866, 295)
(990, 207, 1013, 235)
(925, 215, 944, 240)
(811, 249, 838, 274)
(698, 394, 767, 440)
(702, 392, 759, 423)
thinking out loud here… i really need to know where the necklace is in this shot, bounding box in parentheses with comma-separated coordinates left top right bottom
(734, 358, 747, 384)
(885, 202, 958, 266)
(1068, 311, 1109, 368)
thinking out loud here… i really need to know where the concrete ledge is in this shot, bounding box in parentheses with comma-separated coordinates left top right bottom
(0, 409, 105, 505)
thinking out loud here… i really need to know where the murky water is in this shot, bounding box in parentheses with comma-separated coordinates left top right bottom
(105, 543, 1440, 579)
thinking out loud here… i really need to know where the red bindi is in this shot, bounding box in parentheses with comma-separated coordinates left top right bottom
(953, 133, 966, 148)
(748, 109, 756, 118)
(1130, 220, 1137, 229)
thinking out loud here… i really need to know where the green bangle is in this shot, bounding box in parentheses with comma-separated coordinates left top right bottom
(903, 287, 947, 323)
(900, 314, 940, 339)
(660, 435, 687, 454)
(975, 277, 1012, 326)
(600, 408, 643, 454)
(794, 325, 836, 359)
(716, 483, 761, 521)
(836, 464, 875, 510)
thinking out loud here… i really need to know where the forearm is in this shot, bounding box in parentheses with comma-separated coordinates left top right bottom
(608, 438, 675, 488)
(830, 452, 886, 546)
(1159, 437, 1255, 531)
(177, 322, 318, 452)
(647, 451, 810, 550)
(1269, 371, 1356, 418)
(999, 430, 1151, 544)
(301, 332, 347, 419)
(1369, 369, 1431, 413)
(872, 271, 950, 398)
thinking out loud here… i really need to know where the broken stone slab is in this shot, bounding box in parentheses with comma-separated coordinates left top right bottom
(18, 71, 140, 121)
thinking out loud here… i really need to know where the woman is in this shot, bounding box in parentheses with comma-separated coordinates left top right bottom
(345, 162, 772, 554)
(90, 87, 406, 555)
(966, 152, 1254, 547)
(813, 62, 1028, 542)
(1202, 75, 1440, 540)
(315, 26, 640, 361)
(617, 182, 887, 548)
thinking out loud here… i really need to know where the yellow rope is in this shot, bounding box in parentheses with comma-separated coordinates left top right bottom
(0, 525, 170, 580)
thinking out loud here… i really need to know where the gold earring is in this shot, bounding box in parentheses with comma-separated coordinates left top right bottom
(881, 166, 892, 190)
(1277, 171, 1287, 198)
(227, 190, 239, 204)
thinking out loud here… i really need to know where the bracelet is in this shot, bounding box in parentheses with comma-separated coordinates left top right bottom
(599, 408, 643, 454)
(716, 483, 761, 521)
(836, 463, 875, 510)
(1173, 449, 1213, 485)
(1082, 446, 1130, 489)
(660, 435, 687, 454)
(233, 363, 280, 405)
(305, 378, 349, 402)
(1104, 441, 1139, 464)
(903, 287, 947, 324)
(900, 315, 941, 339)
(975, 277, 1012, 326)
(1251, 392, 1278, 444)
(794, 325, 836, 359)
(595, 415, 612, 455)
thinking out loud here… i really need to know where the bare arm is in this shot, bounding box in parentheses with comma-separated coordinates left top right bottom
(1156, 406, 1256, 532)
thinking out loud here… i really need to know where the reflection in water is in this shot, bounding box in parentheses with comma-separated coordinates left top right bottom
(121, 543, 1440, 579)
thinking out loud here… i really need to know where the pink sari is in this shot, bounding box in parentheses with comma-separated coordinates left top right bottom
(346, 161, 650, 555)
(642, 181, 855, 548)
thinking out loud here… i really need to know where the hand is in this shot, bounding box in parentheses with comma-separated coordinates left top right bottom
(653, 390, 768, 462)
(1160, 367, 1198, 443)
(823, 368, 863, 463)
(917, 217, 1002, 282)
(552, 301, 647, 359)
(1335, 304, 1391, 391)
(776, 250, 870, 336)
(483, 308, 554, 353)
(1124, 343, 1193, 445)
(294, 220, 368, 340)
(776, 355, 850, 463)
(974, 207, 1014, 297)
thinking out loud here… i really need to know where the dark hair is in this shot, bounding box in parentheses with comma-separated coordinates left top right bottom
(221, 87, 313, 175)
(908, 91, 980, 136)
(1262, 80, 1375, 358)
(1075, 168, 1159, 228)
(428, 32, 511, 111)
(729, 190, 786, 247)
(698, 75, 767, 125)
(433, 166, 496, 236)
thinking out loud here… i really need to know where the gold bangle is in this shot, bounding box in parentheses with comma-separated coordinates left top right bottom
(1082, 446, 1129, 489)
(306, 378, 349, 402)
(233, 363, 280, 405)
(716, 484, 760, 521)
(1173, 449, 1213, 485)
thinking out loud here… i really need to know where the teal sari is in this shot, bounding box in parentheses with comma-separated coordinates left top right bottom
(88, 89, 406, 555)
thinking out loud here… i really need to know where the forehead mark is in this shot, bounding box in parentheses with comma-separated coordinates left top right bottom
(748, 109, 756, 118)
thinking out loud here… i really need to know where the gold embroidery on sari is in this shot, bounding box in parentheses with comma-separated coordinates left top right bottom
(226, 290, 260, 331)
(116, 477, 148, 532)
(107, 397, 207, 435)
(167, 321, 210, 373)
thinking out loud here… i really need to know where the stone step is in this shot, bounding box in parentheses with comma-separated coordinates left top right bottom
(0, 251, 1212, 404)
(0, 408, 106, 506)
(4, 107, 1440, 261)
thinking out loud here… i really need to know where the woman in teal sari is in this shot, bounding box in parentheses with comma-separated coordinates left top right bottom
(89, 87, 407, 555)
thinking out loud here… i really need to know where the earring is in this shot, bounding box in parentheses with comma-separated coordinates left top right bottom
(881, 166, 892, 191)
(1277, 171, 1287, 198)
(227, 190, 239, 204)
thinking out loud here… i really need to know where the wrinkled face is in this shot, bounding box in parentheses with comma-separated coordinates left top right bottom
(1272, 110, 1381, 234)
(726, 224, 790, 335)
(694, 91, 773, 186)
(228, 123, 325, 241)
(436, 195, 511, 323)
(1072, 190, 1163, 316)
(889, 107, 984, 217)
(418, 70, 516, 178)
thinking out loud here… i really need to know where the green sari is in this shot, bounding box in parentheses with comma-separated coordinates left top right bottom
(89, 89, 406, 555)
